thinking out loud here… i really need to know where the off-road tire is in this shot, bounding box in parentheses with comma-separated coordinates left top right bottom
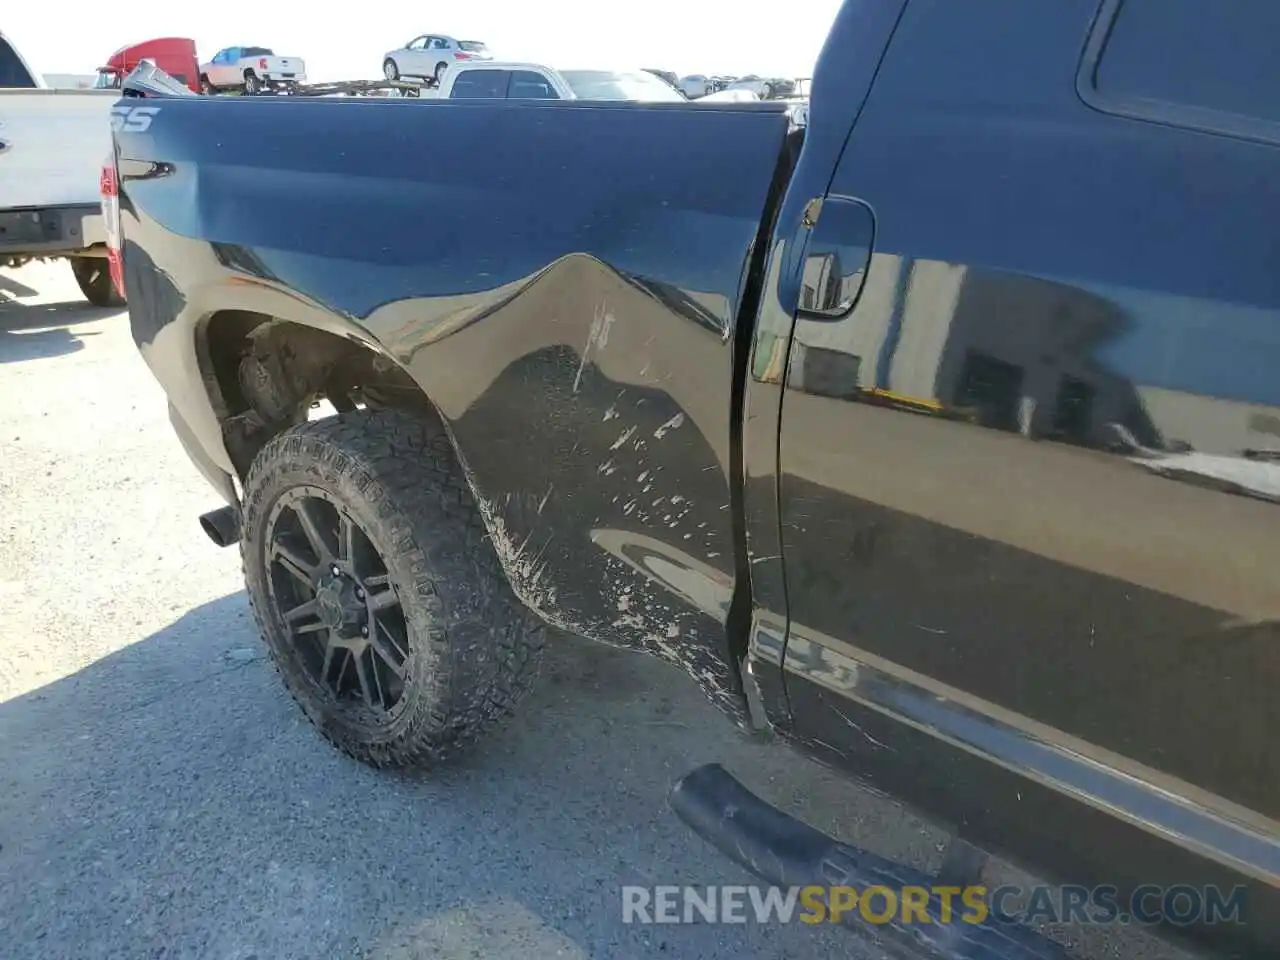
(241, 408, 545, 768)
(70, 256, 124, 308)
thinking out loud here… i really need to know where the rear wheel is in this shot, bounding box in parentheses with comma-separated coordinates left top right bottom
(199, 74, 215, 95)
(69, 256, 123, 308)
(383, 58, 400, 81)
(243, 71, 261, 95)
(434, 61, 449, 84)
(240, 409, 545, 768)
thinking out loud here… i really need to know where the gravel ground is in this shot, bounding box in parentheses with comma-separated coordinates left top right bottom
(0, 262, 1191, 960)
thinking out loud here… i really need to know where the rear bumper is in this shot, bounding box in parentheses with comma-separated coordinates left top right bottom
(0, 204, 105, 260)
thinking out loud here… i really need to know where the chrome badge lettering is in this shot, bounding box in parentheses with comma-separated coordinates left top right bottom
(109, 105, 160, 133)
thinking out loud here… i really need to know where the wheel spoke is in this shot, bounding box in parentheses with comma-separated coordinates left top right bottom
(272, 541, 317, 587)
(369, 624, 408, 677)
(283, 599, 329, 639)
(368, 649, 389, 707)
(368, 586, 401, 614)
(377, 619, 411, 663)
(353, 650, 376, 708)
(320, 640, 342, 689)
(282, 597, 319, 624)
(338, 514, 359, 576)
(294, 500, 334, 563)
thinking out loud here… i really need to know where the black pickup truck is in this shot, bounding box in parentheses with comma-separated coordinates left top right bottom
(112, 1, 1278, 957)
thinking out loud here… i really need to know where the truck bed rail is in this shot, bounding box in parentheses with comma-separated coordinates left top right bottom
(242, 78, 432, 98)
(121, 63, 434, 100)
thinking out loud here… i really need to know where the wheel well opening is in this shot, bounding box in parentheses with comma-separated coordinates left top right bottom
(200, 311, 434, 479)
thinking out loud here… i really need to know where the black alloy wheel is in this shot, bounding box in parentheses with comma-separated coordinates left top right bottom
(265, 487, 409, 718)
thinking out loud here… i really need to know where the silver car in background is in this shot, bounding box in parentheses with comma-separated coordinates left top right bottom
(382, 35, 492, 84)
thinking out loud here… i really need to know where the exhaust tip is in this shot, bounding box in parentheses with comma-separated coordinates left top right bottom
(199, 506, 241, 547)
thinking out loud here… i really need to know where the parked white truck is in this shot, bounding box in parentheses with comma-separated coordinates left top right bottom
(199, 46, 306, 95)
(1, 31, 121, 306)
(436, 63, 688, 101)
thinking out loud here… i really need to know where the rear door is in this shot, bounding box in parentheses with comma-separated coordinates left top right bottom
(771, 0, 1280, 951)
(506, 69, 559, 99)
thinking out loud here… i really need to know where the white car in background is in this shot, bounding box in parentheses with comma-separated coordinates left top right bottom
(679, 74, 710, 98)
(199, 46, 306, 95)
(438, 62, 686, 101)
(382, 36, 492, 84)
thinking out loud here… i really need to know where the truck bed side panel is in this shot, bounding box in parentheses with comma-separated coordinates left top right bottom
(117, 97, 793, 713)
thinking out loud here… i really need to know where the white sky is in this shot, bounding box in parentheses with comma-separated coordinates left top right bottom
(10, 0, 842, 82)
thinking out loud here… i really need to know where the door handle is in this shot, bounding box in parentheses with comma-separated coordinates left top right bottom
(794, 196, 875, 320)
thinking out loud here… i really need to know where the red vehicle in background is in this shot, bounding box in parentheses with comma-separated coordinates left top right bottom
(95, 37, 200, 93)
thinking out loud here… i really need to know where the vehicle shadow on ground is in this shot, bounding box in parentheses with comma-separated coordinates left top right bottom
(0, 595, 1190, 960)
(0, 274, 40, 298)
(0, 297, 119, 363)
(0, 592, 923, 960)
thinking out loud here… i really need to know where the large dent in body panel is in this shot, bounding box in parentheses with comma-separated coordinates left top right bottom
(388, 253, 748, 718)
(361, 255, 730, 435)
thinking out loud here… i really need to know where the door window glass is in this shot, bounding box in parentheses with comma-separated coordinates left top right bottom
(508, 70, 558, 99)
(1095, 0, 1280, 126)
(0, 40, 36, 87)
(450, 69, 509, 98)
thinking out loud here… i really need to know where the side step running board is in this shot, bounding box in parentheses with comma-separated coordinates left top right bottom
(669, 763, 1073, 960)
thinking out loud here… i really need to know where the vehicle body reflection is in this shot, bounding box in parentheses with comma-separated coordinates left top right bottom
(754, 2, 1280, 952)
